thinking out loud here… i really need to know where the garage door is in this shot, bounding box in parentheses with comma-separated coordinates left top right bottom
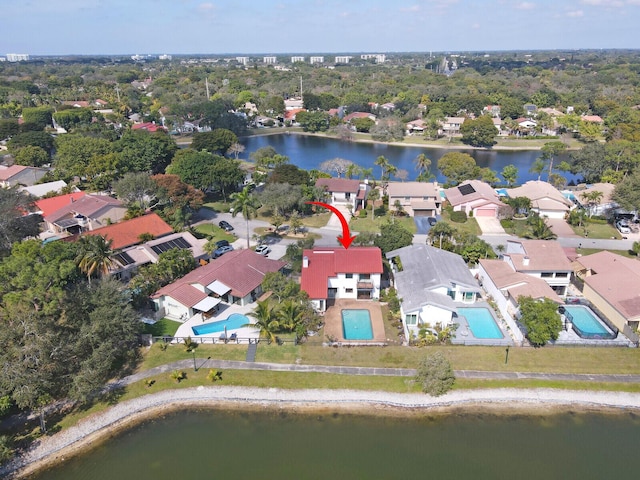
(413, 209, 432, 217)
(475, 208, 496, 217)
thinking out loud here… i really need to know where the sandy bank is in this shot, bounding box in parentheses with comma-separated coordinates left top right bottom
(3, 386, 640, 478)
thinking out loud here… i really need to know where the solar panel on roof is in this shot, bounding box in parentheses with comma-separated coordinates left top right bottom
(150, 237, 192, 255)
(113, 251, 135, 266)
(457, 184, 476, 196)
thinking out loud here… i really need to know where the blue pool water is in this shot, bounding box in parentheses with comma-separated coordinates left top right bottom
(495, 188, 509, 197)
(342, 309, 374, 340)
(457, 308, 504, 339)
(563, 305, 611, 337)
(192, 313, 251, 335)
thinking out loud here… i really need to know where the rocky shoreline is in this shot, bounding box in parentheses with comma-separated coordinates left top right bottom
(3, 386, 640, 479)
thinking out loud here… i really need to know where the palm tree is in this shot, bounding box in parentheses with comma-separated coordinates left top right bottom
(203, 239, 217, 259)
(76, 235, 115, 284)
(526, 213, 557, 240)
(277, 299, 304, 333)
(231, 185, 260, 249)
(244, 299, 279, 343)
(414, 153, 432, 176)
(581, 190, 603, 217)
(367, 188, 380, 221)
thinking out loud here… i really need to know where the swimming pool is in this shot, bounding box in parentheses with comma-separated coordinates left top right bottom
(341, 309, 374, 340)
(191, 313, 251, 336)
(562, 305, 615, 339)
(457, 308, 504, 339)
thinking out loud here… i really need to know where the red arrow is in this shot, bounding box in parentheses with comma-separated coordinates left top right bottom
(306, 201, 357, 249)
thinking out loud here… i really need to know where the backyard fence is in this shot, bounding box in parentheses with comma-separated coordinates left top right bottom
(151, 335, 297, 346)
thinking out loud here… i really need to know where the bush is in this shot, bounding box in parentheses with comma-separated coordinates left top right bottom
(450, 211, 468, 223)
(358, 209, 367, 218)
(501, 219, 514, 229)
(415, 352, 455, 396)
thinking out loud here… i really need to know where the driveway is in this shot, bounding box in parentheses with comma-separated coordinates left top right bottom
(546, 218, 580, 238)
(475, 216, 506, 235)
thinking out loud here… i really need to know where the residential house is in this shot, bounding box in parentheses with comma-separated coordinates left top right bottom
(523, 104, 537, 116)
(406, 119, 426, 135)
(152, 249, 286, 319)
(515, 117, 537, 130)
(503, 239, 572, 296)
(387, 181, 440, 217)
(343, 112, 376, 124)
(131, 122, 166, 133)
(284, 98, 304, 110)
(573, 251, 640, 334)
(441, 117, 465, 135)
(20, 180, 70, 198)
(42, 193, 126, 235)
(478, 258, 563, 342)
(283, 108, 305, 123)
(0, 165, 47, 188)
(574, 182, 616, 217)
(538, 107, 565, 117)
(111, 231, 207, 281)
(300, 247, 383, 312)
(315, 177, 369, 211)
(78, 213, 173, 250)
(507, 180, 573, 218)
(386, 244, 481, 340)
(492, 117, 508, 136)
(483, 105, 501, 117)
(581, 115, 604, 125)
(444, 180, 503, 218)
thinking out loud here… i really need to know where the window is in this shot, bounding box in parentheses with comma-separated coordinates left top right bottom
(360, 273, 371, 280)
(345, 288, 354, 293)
(556, 272, 569, 278)
(345, 273, 353, 279)
(464, 292, 475, 301)
(541, 272, 553, 278)
(406, 314, 418, 325)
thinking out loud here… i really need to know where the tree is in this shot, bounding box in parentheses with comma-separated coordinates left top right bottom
(370, 117, 404, 142)
(115, 129, 177, 174)
(352, 117, 375, 132)
(460, 115, 498, 147)
(268, 163, 309, 185)
(501, 164, 518, 186)
(8, 130, 55, 157)
(437, 152, 478, 185)
(246, 299, 279, 343)
(21, 106, 53, 129)
(231, 185, 260, 249)
(76, 235, 115, 283)
(165, 149, 216, 190)
(14, 145, 49, 167)
(114, 172, 158, 209)
(415, 352, 455, 396)
(191, 129, 238, 155)
(529, 158, 546, 181)
(290, 210, 303, 234)
(250, 146, 289, 170)
(428, 221, 456, 250)
(53, 108, 93, 130)
(0, 118, 20, 140)
(0, 186, 42, 254)
(540, 141, 568, 179)
(374, 221, 413, 255)
(367, 187, 380, 221)
(227, 142, 245, 159)
(519, 296, 562, 347)
(612, 171, 640, 213)
(261, 271, 300, 301)
(414, 153, 432, 178)
(209, 156, 245, 201)
(319, 158, 355, 178)
(526, 213, 557, 240)
(295, 110, 329, 132)
(258, 183, 304, 217)
(54, 134, 114, 180)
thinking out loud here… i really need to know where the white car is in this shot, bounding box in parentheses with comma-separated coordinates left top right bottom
(255, 245, 271, 256)
(616, 220, 631, 234)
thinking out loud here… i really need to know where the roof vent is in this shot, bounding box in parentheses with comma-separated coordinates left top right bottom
(523, 256, 530, 266)
(303, 256, 309, 268)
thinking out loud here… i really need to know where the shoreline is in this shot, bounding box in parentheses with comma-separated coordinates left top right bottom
(4, 386, 640, 479)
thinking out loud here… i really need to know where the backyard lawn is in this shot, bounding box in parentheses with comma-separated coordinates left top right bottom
(570, 220, 622, 239)
(440, 209, 482, 236)
(142, 318, 181, 337)
(350, 214, 416, 233)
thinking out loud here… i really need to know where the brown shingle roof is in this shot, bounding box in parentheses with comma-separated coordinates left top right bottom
(45, 194, 123, 223)
(444, 180, 501, 208)
(315, 178, 361, 194)
(507, 181, 572, 210)
(387, 181, 438, 198)
(506, 240, 572, 272)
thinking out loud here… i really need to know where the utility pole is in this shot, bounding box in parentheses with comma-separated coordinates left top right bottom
(205, 77, 210, 100)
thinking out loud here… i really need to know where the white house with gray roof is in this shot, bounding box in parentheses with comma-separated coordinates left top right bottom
(386, 244, 481, 341)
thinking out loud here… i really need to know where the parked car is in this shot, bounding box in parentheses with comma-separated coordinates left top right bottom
(427, 217, 438, 226)
(213, 245, 234, 258)
(616, 220, 631, 234)
(255, 245, 271, 256)
(215, 239, 230, 248)
(218, 220, 234, 232)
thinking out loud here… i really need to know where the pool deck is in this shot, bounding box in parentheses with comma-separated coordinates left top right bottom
(173, 303, 260, 342)
(323, 299, 387, 345)
(451, 302, 513, 347)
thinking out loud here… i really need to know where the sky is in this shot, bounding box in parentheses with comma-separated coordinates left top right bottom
(3, 0, 640, 56)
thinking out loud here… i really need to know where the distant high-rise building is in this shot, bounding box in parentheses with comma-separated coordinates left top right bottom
(263, 56, 277, 64)
(334, 56, 352, 64)
(236, 56, 249, 65)
(360, 54, 385, 63)
(6, 53, 29, 62)
(310, 56, 324, 64)
(159, 54, 172, 60)
(291, 56, 305, 63)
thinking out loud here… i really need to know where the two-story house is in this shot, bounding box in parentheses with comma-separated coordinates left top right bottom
(387, 181, 441, 217)
(315, 178, 369, 212)
(386, 244, 481, 340)
(300, 247, 383, 312)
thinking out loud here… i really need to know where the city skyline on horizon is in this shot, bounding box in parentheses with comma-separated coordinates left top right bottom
(4, 0, 640, 56)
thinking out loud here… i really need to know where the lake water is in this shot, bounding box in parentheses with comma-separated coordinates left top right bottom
(31, 408, 639, 480)
(242, 134, 580, 185)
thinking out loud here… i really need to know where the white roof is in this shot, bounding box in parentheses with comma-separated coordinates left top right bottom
(207, 280, 232, 296)
(193, 296, 221, 312)
(20, 181, 68, 198)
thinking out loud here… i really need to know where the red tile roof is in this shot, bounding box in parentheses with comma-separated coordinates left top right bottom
(300, 247, 383, 299)
(35, 192, 86, 217)
(152, 249, 286, 304)
(284, 108, 305, 120)
(131, 122, 165, 132)
(315, 177, 361, 194)
(80, 213, 173, 250)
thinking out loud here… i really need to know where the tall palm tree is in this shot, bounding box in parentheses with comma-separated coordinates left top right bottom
(230, 185, 260, 249)
(244, 299, 279, 343)
(277, 299, 304, 333)
(76, 235, 115, 284)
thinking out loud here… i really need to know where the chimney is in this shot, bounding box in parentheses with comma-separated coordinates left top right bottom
(302, 256, 309, 268)
(523, 256, 530, 266)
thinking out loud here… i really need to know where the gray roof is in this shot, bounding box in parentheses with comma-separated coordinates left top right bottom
(386, 244, 480, 312)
